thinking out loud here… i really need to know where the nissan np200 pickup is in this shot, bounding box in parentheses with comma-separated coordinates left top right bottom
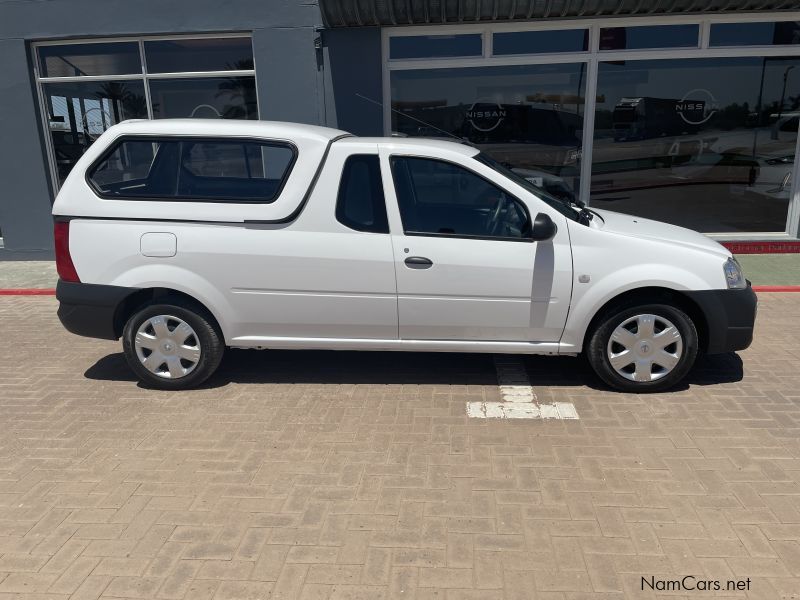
(52, 119, 757, 392)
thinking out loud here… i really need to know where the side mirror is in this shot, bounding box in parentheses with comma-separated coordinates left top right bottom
(530, 212, 557, 241)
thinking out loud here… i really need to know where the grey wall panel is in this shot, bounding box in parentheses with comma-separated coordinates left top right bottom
(323, 27, 383, 136)
(1, 0, 322, 39)
(0, 39, 56, 256)
(252, 27, 322, 125)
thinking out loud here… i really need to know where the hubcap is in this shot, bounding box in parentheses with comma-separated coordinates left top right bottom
(607, 314, 683, 383)
(134, 315, 201, 379)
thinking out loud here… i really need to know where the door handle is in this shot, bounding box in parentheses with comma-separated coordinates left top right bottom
(404, 256, 433, 269)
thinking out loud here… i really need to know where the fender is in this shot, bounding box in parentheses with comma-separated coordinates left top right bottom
(560, 263, 714, 352)
(108, 264, 234, 342)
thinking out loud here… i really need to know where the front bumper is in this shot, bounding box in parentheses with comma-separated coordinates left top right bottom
(56, 280, 136, 341)
(684, 283, 757, 354)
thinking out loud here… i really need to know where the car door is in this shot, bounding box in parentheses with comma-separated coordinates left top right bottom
(381, 150, 572, 343)
(211, 142, 399, 342)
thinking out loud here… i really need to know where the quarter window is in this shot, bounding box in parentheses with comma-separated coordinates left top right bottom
(335, 155, 389, 233)
(88, 137, 295, 202)
(390, 157, 530, 240)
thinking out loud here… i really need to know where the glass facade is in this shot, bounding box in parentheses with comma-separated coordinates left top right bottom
(391, 63, 586, 204)
(592, 56, 799, 233)
(35, 36, 256, 187)
(389, 21, 800, 235)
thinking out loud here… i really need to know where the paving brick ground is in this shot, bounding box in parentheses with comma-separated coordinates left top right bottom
(0, 295, 798, 599)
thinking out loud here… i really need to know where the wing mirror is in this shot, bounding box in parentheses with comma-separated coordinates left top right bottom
(530, 212, 557, 241)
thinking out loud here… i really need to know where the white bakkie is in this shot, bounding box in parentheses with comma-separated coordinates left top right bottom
(53, 119, 757, 392)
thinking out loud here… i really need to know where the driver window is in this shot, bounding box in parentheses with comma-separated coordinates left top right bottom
(390, 156, 530, 240)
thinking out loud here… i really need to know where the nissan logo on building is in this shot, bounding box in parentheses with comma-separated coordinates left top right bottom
(676, 89, 719, 125)
(466, 102, 507, 132)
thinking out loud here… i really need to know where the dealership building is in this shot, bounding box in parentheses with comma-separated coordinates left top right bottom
(2, 0, 800, 256)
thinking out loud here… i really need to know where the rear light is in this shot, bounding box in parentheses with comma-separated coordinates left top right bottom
(54, 221, 80, 283)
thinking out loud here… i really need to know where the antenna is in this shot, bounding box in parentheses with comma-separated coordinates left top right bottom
(355, 93, 465, 142)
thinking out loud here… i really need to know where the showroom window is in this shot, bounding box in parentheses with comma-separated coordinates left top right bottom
(33, 35, 257, 189)
(386, 17, 800, 237)
(591, 56, 800, 233)
(390, 63, 587, 202)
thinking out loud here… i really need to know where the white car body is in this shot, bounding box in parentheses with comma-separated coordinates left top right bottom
(52, 119, 756, 390)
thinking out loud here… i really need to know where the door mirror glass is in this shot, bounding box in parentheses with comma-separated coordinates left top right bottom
(531, 212, 557, 241)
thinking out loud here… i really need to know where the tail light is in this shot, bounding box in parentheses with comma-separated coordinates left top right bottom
(54, 221, 80, 283)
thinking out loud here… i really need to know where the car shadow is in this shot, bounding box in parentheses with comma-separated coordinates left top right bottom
(524, 351, 744, 392)
(84, 348, 744, 391)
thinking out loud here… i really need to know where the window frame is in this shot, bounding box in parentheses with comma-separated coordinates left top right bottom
(335, 154, 390, 234)
(86, 134, 298, 204)
(389, 154, 534, 243)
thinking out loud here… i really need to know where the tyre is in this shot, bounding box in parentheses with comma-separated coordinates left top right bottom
(586, 303, 698, 393)
(122, 297, 224, 390)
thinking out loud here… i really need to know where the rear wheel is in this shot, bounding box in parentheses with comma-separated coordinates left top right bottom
(122, 299, 224, 390)
(587, 303, 698, 393)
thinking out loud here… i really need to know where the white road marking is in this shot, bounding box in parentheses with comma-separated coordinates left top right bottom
(466, 356, 579, 420)
(466, 401, 579, 419)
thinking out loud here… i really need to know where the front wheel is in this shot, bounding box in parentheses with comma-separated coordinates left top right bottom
(122, 299, 224, 390)
(587, 303, 698, 393)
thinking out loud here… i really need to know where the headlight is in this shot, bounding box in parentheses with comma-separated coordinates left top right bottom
(724, 257, 746, 289)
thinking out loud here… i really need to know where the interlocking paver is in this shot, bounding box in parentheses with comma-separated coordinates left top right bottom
(0, 295, 799, 599)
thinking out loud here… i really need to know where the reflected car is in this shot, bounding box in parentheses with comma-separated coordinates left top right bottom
(510, 166, 579, 206)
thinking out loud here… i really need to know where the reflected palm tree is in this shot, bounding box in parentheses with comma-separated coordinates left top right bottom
(96, 82, 148, 123)
(216, 60, 257, 119)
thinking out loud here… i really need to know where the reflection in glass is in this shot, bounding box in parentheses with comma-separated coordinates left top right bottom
(591, 57, 800, 233)
(599, 25, 699, 50)
(38, 42, 141, 77)
(89, 139, 294, 202)
(42, 80, 148, 184)
(493, 30, 588, 55)
(144, 38, 254, 73)
(710, 22, 800, 47)
(390, 64, 586, 201)
(390, 35, 482, 59)
(149, 77, 257, 119)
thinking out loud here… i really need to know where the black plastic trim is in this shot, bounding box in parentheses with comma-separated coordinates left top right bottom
(683, 284, 758, 354)
(56, 280, 137, 341)
(404, 256, 433, 269)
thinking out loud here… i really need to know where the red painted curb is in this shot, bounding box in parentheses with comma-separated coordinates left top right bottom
(723, 241, 800, 254)
(0, 289, 56, 295)
(752, 286, 800, 292)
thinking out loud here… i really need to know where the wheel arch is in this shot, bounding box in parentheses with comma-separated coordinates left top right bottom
(581, 286, 709, 354)
(113, 287, 224, 341)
